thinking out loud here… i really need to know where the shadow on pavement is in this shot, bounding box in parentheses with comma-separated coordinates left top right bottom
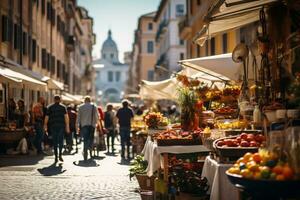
(104, 152, 118, 157)
(117, 159, 131, 166)
(0, 154, 45, 168)
(73, 159, 100, 167)
(37, 163, 66, 176)
(92, 155, 106, 160)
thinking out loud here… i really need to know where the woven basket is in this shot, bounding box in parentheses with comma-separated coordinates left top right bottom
(135, 174, 155, 191)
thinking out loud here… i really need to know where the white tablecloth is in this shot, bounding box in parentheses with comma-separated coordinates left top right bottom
(142, 137, 210, 176)
(201, 156, 239, 200)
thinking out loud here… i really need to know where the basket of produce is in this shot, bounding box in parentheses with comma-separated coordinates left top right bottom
(226, 150, 300, 199)
(224, 129, 262, 137)
(154, 129, 202, 146)
(213, 133, 266, 159)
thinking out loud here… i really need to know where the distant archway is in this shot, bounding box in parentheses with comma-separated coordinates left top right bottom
(104, 88, 120, 102)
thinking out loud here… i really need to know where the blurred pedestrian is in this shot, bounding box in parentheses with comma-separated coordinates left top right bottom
(104, 104, 117, 154)
(66, 105, 77, 152)
(77, 96, 99, 161)
(44, 95, 70, 163)
(32, 97, 46, 154)
(8, 98, 16, 121)
(116, 99, 134, 160)
(15, 99, 30, 128)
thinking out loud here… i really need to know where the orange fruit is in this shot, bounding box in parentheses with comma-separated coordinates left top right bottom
(243, 152, 253, 161)
(282, 166, 294, 179)
(276, 174, 285, 181)
(240, 169, 253, 179)
(272, 165, 283, 175)
(252, 153, 262, 163)
(253, 172, 261, 180)
(228, 167, 240, 175)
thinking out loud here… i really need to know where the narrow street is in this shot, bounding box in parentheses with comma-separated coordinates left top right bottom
(0, 143, 140, 200)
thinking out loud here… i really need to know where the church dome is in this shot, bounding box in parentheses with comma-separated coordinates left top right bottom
(101, 30, 119, 63)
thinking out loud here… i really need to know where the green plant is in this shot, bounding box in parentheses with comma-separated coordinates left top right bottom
(129, 155, 148, 180)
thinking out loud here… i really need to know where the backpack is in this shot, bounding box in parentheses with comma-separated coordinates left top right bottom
(104, 111, 113, 128)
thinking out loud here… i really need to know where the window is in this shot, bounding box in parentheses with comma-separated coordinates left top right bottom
(51, 8, 56, 26)
(180, 53, 184, 60)
(197, 0, 201, 5)
(47, 52, 51, 71)
(222, 33, 228, 53)
(116, 71, 121, 82)
(197, 45, 200, 57)
(176, 4, 184, 16)
(180, 39, 184, 45)
(210, 37, 215, 55)
(42, 48, 47, 68)
(56, 60, 61, 78)
(22, 32, 27, 55)
(147, 70, 154, 81)
(51, 55, 55, 74)
(32, 39, 36, 62)
(42, 0, 45, 14)
(47, 2, 51, 20)
(57, 16, 60, 32)
(110, 53, 114, 59)
(205, 42, 208, 56)
(148, 22, 153, 30)
(2, 15, 8, 42)
(147, 41, 154, 53)
(14, 24, 20, 49)
(108, 71, 113, 82)
(36, 45, 39, 67)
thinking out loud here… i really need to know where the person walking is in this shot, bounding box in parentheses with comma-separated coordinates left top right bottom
(66, 105, 77, 152)
(44, 95, 70, 162)
(77, 96, 99, 161)
(116, 100, 134, 160)
(32, 97, 46, 154)
(104, 104, 116, 154)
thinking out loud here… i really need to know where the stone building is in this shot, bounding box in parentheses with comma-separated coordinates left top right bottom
(93, 30, 129, 105)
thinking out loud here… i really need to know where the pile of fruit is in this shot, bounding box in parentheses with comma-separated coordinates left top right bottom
(154, 129, 202, 140)
(214, 106, 236, 115)
(222, 86, 241, 98)
(227, 150, 296, 181)
(144, 112, 164, 129)
(216, 133, 266, 148)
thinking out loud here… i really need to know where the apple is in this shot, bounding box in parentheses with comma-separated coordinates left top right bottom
(250, 141, 258, 147)
(240, 140, 250, 147)
(236, 136, 241, 143)
(246, 134, 255, 142)
(225, 139, 234, 147)
(241, 133, 248, 140)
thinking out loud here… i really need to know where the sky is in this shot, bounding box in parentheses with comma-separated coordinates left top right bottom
(78, 0, 161, 62)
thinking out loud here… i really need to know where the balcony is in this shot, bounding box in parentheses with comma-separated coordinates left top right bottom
(66, 35, 76, 51)
(178, 16, 192, 40)
(155, 20, 168, 42)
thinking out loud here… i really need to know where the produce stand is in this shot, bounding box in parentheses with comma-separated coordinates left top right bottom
(202, 156, 239, 200)
(0, 128, 25, 153)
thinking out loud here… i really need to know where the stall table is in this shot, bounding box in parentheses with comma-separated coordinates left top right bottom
(201, 156, 239, 200)
(0, 129, 25, 153)
(142, 137, 210, 181)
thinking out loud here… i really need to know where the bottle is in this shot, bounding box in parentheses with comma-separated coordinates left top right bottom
(253, 105, 261, 123)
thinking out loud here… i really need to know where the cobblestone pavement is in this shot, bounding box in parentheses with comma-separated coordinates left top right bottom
(0, 143, 141, 200)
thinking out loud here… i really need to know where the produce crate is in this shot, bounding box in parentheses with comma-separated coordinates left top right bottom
(135, 174, 155, 191)
(156, 138, 202, 146)
(224, 129, 262, 137)
(213, 137, 258, 160)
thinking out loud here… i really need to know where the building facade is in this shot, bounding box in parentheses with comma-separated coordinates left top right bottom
(179, 0, 258, 59)
(126, 12, 157, 93)
(93, 30, 129, 105)
(154, 0, 186, 80)
(0, 0, 95, 95)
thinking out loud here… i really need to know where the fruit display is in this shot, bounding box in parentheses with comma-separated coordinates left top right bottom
(216, 119, 247, 129)
(216, 133, 266, 148)
(227, 150, 297, 181)
(214, 106, 236, 115)
(154, 129, 202, 140)
(144, 112, 165, 129)
(222, 86, 241, 98)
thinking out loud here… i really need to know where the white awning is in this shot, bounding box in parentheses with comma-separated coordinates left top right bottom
(194, 0, 278, 46)
(139, 78, 179, 101)
(0, 67, 46, 89)
(0, 73, 22, 84)
(62, 92, 83, 104)
(42, 76, 64, 90)
(179, 53, 243, 81)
